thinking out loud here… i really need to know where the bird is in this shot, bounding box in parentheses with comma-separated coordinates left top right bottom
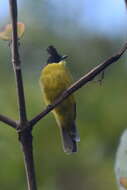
(39, 46, 80, 154)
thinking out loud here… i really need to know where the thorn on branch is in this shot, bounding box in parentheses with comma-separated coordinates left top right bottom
(95, 71, 105, 86)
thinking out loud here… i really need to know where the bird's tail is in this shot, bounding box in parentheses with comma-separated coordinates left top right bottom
(60, 122, 80, 154)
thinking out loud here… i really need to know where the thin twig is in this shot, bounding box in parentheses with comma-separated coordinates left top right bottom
(29, 42, 127, 127)
(0, 114, 17, 128)
(9, 0, 27, 124)
(9, 1, 37, 190)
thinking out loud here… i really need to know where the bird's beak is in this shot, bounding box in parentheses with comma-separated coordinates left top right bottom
(61, 55, 68, 60)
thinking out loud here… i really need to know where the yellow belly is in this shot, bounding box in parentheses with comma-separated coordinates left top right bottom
(40, 61, 76, 127)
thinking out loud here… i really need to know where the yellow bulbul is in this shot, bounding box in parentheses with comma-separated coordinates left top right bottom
(39, 46, 80, 154)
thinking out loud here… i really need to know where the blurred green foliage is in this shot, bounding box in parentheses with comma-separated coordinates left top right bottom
(0, 1, 127, 190)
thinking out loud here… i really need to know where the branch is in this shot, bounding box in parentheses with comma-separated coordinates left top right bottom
(19, 129, 37, 190)
(125, 0, 127, 8)
(0, 114, 17, 128)
(29, 42, 127, 127)
(9, 1, 37, 190)
(9, 0, 27, 124)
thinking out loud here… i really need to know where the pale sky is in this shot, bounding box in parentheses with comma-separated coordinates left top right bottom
(0, 0, 9, 18)
(0, 0, 127, 37)
(83, 0, 127, 35)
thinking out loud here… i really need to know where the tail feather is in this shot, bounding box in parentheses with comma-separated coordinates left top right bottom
(60, 123, 80, 154)
(70, 122, 80, 142)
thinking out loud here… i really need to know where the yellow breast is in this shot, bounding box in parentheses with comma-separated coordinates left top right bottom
(40, 61, 73, 102)
(39, 61, 76, 125)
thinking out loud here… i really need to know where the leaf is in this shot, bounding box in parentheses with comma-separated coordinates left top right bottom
(0, 22, 25, 41)
(120, 177, 127, 189)
(115, 130, 127, 190)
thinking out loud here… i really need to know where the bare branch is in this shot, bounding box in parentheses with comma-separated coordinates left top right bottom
(125, 0, 127, 8)
(29, 42, 127, 127)
(9, 1, 37, 190)
(19, 129, 37, 190)
(0, 114, 17, 128)
(9, 0, 27, 124)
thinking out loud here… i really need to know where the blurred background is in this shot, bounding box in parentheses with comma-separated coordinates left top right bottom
(0, 0, 127, 189)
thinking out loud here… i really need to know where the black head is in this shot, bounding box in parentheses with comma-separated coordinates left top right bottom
(47, 45, 68, 64)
